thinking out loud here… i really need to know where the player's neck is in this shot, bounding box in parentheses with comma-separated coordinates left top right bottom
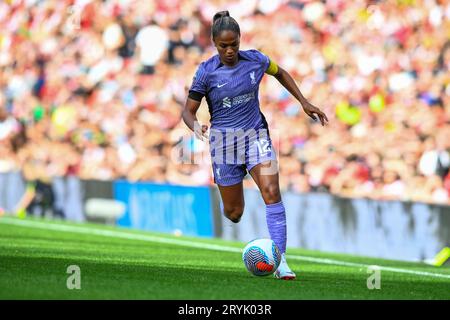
(221, 57, 239, 67)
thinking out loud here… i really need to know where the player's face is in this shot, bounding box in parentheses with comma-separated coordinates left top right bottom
(214, 30, 240, 66)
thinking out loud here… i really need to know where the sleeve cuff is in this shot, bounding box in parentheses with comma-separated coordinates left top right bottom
(188, 90, 204, 102)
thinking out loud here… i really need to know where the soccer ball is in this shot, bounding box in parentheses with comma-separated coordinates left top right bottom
(242, 238, 281, 276)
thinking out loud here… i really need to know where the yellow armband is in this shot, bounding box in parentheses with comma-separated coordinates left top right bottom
(265, 59, 279, 76)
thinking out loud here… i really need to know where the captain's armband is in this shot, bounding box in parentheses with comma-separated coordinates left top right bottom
(265, 59, 279, 76)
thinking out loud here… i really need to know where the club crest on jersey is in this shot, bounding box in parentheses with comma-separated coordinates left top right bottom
(250, 71, 256, 84)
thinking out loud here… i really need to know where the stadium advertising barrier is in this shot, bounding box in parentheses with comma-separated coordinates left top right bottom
(0, 170, 25, 214)
(218, 188, 450, 262)
(81, 179, 114, 201)
(54, 176, 85, 222)
(114, 181, 216, 237)
(0, 171, 84, 222)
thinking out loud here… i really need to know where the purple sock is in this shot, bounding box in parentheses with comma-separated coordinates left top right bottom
(265, 200, 287, 254)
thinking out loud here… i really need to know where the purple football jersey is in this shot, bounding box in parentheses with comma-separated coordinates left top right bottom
(189, 49, 270, 130)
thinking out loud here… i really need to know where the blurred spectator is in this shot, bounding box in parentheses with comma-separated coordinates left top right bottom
(418, 137, 450, 178)
(14, 161, 64, 219)
(135, 20, 169, 75)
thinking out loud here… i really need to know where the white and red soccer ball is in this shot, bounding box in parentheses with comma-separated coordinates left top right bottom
(242, 238, 281, 276)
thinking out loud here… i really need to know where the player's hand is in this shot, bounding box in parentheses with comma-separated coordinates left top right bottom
(194, 123, 209, 141)
(302, 102, 329, 126)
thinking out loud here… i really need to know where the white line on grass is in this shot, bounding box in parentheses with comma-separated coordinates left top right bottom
(1, 217, 450, 280)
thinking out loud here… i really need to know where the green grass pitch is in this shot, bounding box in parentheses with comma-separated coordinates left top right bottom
(0, 216, 449, 300)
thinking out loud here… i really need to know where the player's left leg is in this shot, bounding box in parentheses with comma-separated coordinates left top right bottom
(249, 160, 296, 280)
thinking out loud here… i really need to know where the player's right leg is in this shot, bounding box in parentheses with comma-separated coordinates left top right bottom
(210, 127, 247, 223)
(217, 182, 245, 223)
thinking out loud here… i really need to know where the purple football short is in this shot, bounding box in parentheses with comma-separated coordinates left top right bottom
(209, 128, 277, 186)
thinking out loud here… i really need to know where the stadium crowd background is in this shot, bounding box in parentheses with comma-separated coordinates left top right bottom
(0, 0, 449, 207)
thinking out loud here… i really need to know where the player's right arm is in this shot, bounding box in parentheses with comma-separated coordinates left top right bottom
(182, 63, 209, 141)
(182, 97, 209, 141)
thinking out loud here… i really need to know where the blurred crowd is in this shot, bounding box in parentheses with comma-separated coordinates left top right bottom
(0, 0, 450, 205)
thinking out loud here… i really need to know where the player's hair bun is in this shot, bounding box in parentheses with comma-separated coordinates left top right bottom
(213, 11, 230, 23)
(211, 10, 240, 40)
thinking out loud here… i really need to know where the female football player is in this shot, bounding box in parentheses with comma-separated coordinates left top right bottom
(182, 11, 328, 279)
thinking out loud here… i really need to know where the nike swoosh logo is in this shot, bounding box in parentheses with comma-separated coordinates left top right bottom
(217, 83, 228, 88)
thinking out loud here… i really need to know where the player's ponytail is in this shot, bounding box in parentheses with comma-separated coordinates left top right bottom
(212, 11, 240, 40)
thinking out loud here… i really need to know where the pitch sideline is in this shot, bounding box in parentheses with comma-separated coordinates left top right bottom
(1, 217, 449, 280)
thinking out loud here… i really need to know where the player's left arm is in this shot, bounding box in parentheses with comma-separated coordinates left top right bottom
(266, 59, 329, 126)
